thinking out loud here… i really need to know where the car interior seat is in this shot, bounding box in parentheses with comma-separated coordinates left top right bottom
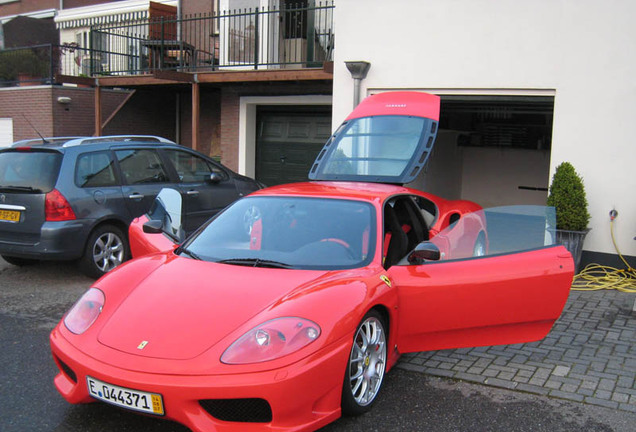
(393, 198, 428, 251)
(383, 204, 408, 269)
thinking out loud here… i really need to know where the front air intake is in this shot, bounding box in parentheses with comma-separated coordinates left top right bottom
(199, 398, 272, 423)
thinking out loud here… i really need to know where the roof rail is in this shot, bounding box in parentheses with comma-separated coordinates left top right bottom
(11, 137, 86, 147)
(63, 135, 177, 147)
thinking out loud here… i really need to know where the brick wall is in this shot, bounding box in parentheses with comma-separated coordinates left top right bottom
(0, 0, 57, 17)
(179, 88, 221, 157)
(52, 87, 130, 137)
(0, 86, 131, 141)
(0, 81, 331, 164)
(220, 87, 239, 170)
(0, 87, 54, 140)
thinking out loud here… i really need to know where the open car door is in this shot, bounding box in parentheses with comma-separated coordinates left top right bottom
(129, 188, 185, 258)
(390, 206, 574, 353)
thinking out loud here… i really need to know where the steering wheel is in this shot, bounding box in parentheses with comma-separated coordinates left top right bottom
(320, 238, 356, 260)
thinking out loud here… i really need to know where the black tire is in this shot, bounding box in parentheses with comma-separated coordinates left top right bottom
(1, 255, 38, 266)
(78, 224, 130, 278)
(341, 309, 388, 416)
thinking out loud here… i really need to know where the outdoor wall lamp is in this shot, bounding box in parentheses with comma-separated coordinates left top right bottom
(345, 61, 371, 107)
(57, 96, 72, 105)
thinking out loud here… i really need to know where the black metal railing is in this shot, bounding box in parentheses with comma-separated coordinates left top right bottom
(61, 1, 334, 77)
(0, 2, 334, 85)
(0, 44, 57, 86)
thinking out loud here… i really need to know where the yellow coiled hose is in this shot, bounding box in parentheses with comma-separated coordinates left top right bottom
(571, 220, 636, 292)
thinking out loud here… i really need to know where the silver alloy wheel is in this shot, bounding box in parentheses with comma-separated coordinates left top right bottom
(347, 316, 387, 407)
(92, 232, 125, 273)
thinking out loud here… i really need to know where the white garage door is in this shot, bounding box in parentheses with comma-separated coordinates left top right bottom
(0, 118, 13, 148)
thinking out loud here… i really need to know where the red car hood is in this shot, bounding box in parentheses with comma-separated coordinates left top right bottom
(97, 257, 327, 360)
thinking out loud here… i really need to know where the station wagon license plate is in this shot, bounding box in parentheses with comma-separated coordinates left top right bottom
(0, 209, 20, 223)
(86, 376, 164, 415)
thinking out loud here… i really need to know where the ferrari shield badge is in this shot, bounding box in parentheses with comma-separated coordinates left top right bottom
(380, 275, 392, 288)
(137, 340, 149, 350)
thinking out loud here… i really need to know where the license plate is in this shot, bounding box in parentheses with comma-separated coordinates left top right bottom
(0, 210, 20, 223)
(86, 376, 164, 416)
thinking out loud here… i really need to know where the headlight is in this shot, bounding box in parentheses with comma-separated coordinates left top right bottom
(63, 288, 105, 335)
(221, 317, 321, 364)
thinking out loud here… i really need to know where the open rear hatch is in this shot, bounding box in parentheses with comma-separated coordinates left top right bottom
(308, 91, 440, 185)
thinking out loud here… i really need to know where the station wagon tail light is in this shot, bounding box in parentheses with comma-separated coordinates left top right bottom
(64, 288, 105, 335)
(45, 189, 76, 221)
(221, 317, 321, 364)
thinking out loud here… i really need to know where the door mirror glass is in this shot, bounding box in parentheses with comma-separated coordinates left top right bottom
(407, 242, 441, 264)
(146, 188, 184, 242)
(142, 219, 163, 234)
(208, 172, 223, 183)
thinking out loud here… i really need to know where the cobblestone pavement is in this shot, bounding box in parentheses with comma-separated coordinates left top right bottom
(398, 289, 636, 413)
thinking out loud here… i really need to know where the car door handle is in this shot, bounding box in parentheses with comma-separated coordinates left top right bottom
(186, 190, 199, 196)
(128, 193, 145, 200)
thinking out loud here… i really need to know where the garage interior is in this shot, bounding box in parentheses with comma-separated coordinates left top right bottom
(415, 95, 555, 208)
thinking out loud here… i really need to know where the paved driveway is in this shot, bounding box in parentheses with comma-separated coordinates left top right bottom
(399, 289, 636, 412)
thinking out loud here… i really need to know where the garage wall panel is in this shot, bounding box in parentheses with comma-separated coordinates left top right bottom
(332, 0, 636, 258)
(0, 118, 13, 147)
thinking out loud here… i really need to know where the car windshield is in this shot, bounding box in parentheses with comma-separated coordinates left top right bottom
(181, 196, 376, 270)
(0, 150, 62, 193)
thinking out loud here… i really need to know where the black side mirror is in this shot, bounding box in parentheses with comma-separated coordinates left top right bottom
(142, 219, 164, 234)
(407, 241, 441, 264)
(208, 172, 222, 183)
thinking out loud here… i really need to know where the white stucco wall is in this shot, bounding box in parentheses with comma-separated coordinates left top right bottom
(333, 0, 636, 258)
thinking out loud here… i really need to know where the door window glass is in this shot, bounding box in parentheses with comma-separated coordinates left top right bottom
(164, 149, 227, 183)
(75, 151, 117, 187)
(408, 205, 557, 265)
(115, 149, 169, 185)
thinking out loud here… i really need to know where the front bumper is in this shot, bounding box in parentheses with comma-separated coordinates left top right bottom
(50, 327, 350, 432)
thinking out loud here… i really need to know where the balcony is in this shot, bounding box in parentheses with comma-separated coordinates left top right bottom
(0, 1, 334, 87)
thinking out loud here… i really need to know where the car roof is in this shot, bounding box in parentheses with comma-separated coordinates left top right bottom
(251, 181, 434, 204)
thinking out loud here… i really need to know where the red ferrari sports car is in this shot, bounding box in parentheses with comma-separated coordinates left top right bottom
(50, 92, 574, 431)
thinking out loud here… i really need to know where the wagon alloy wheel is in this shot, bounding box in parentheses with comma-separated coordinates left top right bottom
(93, 232, 125, 272)
(342, 311, 387, 415)
(79, 225, 130, 278)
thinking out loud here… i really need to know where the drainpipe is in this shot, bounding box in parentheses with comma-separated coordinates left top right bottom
(345, 61, 371, 107)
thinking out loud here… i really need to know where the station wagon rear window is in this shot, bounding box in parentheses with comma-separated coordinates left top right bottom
(0, 150, 62, 193)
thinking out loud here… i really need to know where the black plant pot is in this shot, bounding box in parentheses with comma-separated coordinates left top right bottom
(553, 228, 590, 272)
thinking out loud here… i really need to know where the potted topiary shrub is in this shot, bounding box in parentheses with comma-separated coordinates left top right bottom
(547, 161, 591, 271)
